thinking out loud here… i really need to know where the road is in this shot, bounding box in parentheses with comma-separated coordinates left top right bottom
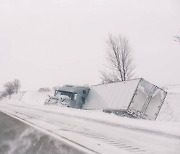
(0, 103, 180, 154)
(0, 111, 85, 154)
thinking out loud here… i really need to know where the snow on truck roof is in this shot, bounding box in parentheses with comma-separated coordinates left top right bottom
(58, 85, 90, 94)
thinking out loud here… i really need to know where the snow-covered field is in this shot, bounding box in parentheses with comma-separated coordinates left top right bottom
(157, 85, 180, 122)
(1, 84, 180, 122)
(0, 85, 180, 154)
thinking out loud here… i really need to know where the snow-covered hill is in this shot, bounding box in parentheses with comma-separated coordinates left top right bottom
(157, 85, 180, 122)
(0, 85, 180, 154)
(1, 84, 180, 122)
(1, 91, 53, 106)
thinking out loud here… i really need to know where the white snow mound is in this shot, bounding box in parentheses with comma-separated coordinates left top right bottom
(1, 84, 180, 122)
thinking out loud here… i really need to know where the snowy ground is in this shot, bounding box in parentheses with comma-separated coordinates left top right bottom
(0, 112, 84, 154)
(0, 85, 180, 154)
(157, 84, 180, 122)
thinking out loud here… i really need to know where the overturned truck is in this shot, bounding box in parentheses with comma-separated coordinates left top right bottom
(45, 78, 167, 120)
(45, 85, 90, 108)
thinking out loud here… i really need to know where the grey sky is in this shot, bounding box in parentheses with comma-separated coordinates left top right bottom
(0, 0, 180, 91)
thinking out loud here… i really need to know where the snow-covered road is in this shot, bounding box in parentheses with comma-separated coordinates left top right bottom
(0, 103, 180, 154)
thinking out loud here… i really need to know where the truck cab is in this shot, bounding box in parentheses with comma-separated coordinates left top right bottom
(53, 85, 90, 108)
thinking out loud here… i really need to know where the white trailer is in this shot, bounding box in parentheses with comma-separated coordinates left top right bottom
(83, 78, 167, 120)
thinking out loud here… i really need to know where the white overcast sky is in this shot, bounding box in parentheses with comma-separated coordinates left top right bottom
(0, 0, 180, 91)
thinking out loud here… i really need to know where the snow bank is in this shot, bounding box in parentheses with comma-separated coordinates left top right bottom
(1, 84, 180, 122)
(1, 91, 53, 106)
(157, 85, 180, 122)
(20, 91, 53, 106)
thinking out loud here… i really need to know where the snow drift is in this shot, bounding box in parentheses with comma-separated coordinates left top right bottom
(0, 84, 180, 122)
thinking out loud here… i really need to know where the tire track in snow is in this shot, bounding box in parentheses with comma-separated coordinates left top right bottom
(0, 104, 157, 154)
(2, 103, 180, 140)
(0, 108, 100, 154)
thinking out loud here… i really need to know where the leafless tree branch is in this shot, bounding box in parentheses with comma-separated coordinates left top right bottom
(100, 34, 135, 84)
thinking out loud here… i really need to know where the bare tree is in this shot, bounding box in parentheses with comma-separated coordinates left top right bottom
(13, 79, 21, 94)
(4, 82, 15, 98)
(174, 31, 180, 43)
(174, 35, 180, 43)
(0, 91, 8, 99)
(100, 34, 135, 83)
